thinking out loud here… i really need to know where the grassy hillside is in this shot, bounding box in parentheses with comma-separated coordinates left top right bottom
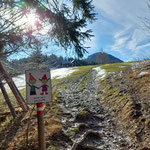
(2, 61, 149, 149)
(100, 61, 150, 150)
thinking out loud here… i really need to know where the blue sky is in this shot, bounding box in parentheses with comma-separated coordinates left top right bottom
(47, 0, 150, 62)
(11, 0, 150, 62)
(86, 0, 150, 62)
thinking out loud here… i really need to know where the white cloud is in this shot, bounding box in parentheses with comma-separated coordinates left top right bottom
(91, 0, 150, 61)
(110, 26, 150, 60)
(111, 36, 129, 51)
(114, 26, 131, 39)
(93, 0, 148, 26)
(126, 29, 148, 51)
(136, 43, 150, 50)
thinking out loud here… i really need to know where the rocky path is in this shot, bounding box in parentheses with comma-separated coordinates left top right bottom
(58, 70, 131, 150)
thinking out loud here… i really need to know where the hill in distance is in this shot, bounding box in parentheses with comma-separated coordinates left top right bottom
(86, 52, 123, 64)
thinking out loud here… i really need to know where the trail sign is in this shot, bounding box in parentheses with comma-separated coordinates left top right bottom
(25, 70, 52, 104)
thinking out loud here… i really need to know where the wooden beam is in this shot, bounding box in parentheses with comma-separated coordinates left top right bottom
(0, 78, 16, 118)
(0, 62, 28, 111)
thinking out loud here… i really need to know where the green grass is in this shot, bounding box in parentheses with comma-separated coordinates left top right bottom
(51, 63, 131, 91)
(66, 127, 79, 137)
(52, 65, 95, 89)
(77, 70, 92, 90)
(101, 62, 131, 73)
(0, 88, 27, 112)
(0, 63, 131, 113)
(52, 90, 61, 103)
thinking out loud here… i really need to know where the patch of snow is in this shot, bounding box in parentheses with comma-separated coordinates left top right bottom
(139, 71, 149, 76)
(51, 68, 78, 79)
(93, 67, 106, 79)
(2, 67, 78, 92)
(4, 74, 26, 92)
(119, 66, 126, 68)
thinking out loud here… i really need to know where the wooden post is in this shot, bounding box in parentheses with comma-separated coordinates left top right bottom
(0, 78, 16, 118)
(0, 62, 28, 111)
(37, 103, 46, 150)
(25, 70, 51, 150)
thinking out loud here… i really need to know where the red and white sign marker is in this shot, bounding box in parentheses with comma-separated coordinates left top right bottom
(37, 103, 44, 115)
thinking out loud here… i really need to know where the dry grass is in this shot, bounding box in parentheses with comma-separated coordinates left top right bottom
(100, 63, 150, 149)
(47, 124, 62, 138)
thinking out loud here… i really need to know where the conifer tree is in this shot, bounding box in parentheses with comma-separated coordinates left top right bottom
(28, 44, 45, 69)
(1, 0, 97, 58)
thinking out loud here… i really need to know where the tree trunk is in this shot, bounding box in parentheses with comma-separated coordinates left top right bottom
(0, 79, 16, 118)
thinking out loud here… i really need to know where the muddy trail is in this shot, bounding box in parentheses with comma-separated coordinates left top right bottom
(58, 70, 132, 150)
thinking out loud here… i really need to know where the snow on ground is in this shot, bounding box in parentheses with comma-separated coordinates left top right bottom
(93, 67, 106, 79)
(51, 68, 78, 79)
(4, 74, 26, 91)
(139, 71, 149, 76)
(2, 67, 78, 92)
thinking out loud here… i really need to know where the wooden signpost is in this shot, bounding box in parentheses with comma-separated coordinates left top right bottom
(25, 69, 52, 150)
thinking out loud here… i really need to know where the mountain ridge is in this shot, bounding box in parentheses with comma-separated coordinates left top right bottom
(86, 52, 123, 64)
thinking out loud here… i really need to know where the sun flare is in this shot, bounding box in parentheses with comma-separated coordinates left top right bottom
(24, 13, 37, 26)
(17, 10, 47, 34)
